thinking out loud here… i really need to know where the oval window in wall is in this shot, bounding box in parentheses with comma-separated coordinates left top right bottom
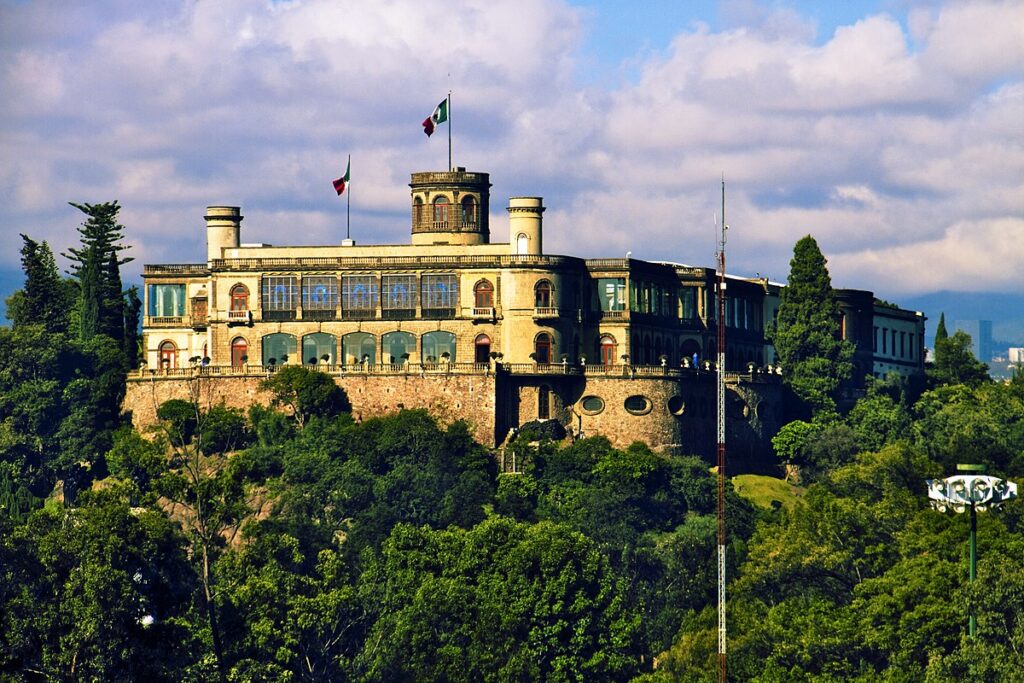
(579, 395, 605, 415)
(624, 395, 652, 416)
(667, 395, 686, 415)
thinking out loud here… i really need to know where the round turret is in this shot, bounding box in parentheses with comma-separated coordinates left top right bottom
(410, 169, 490, 245)
(508, 196, 544, 255)
(205, 206, 242, 262)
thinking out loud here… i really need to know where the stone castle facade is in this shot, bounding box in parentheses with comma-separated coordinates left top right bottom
(129, 168, 925, 464)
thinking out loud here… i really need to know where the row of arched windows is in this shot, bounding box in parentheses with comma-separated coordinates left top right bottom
(414, 196, 478, 230)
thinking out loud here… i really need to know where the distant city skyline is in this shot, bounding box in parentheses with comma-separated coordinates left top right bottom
(1, 1, 1022, 318)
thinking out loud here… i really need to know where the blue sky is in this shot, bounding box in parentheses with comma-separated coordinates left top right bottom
(1, 0, 1022, 321)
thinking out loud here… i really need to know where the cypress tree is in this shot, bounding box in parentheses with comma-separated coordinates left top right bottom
(10, 235, 71, 333)
(124, 286, 142, 368)
(773, 235, 854, 413)
(935, 312, 948, 343)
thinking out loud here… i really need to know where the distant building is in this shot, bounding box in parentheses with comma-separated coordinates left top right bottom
(953, 319, 993, 363)
(1008, 347, 1024, 364)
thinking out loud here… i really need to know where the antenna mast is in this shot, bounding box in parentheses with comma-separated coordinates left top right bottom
(716, 176, 728, 683)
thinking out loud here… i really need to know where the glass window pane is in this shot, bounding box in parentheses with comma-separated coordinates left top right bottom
(302, 333, 337, 364)
(262, 333, 296, 364)
(422, 331, 456, 362)
(148, 284, 186, 316)
(342, 275, 378, 318)
(342, 332, 376, 364)
(382, 274, 417, 319)
(421, 274, 458, 317)
(302, 276, 337, 310)
(262, 276, 297, 311)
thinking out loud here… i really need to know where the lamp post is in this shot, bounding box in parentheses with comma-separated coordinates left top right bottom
(926, 464, 1017, 638)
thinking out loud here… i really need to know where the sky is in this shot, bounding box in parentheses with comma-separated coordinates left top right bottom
(1, 0, 1022, 312)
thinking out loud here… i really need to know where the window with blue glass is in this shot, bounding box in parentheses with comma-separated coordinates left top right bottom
(382, 274, 417, 319)
(261, 276, 297, 321)
(421, 274, 458, 318)
(302, 276, 337, 319)
(147, 284, 186, 317)
(342, 275, 378, 319)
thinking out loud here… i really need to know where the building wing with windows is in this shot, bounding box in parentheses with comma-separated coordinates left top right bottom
(136, 167, 925, 458)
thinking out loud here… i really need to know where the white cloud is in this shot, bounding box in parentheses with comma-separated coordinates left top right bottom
(0, 0, 1021, 304)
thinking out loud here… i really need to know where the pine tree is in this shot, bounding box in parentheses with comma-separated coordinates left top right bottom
(8, 235, 71, 333)
(774, 235, 854, 413)
(63, 201, 133, 343)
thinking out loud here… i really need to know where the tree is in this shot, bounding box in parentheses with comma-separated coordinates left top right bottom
(260, 366, 350, 428)
(930, 330, 990, 387)
(7, 235, 72, 333)
(63, 201, 133, 344)
(935, 312, 948, 344)
(773, 235, 855, 413)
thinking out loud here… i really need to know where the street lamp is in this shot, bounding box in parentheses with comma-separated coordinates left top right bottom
(926, 464, 1017, 638)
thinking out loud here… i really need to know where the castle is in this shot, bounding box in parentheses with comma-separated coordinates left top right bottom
(129, 168, 925, 464)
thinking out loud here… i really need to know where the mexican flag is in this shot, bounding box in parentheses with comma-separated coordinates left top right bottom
(422, 98, 448, 137)
(333, 156, 350, 196)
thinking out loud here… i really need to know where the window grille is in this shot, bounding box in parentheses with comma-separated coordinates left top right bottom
(421, 274, 458, 317)
(382, 274, 417, 319)
(342, 275, 378, 319)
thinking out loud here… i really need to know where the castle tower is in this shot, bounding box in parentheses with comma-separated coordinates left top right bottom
(205, 206, 242, 262)
(508, 196, 544, 255)
(410, 169, 491, 246)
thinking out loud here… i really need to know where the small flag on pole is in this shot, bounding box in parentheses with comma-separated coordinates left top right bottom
(422, 98, 449, 137)
(333, 157, 351, 196)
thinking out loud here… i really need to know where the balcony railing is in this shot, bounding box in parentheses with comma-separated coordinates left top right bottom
(143, 264, 209, 275)
(227, 309, 251, 323)
(533, 307, 560, 319)
(147, 316, 187, 326)
(472, 307, 495, 319)
(206, 254, 582, 271)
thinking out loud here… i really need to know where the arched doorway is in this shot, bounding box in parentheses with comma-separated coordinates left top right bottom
(158, 340, 177, 369)
(534, 333, 552, 365)
(474, 334, 491, 364)
(230, 337, 248, 368)
(599, 335, 617, 367)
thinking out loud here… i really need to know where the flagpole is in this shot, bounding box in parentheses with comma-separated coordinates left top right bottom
(346, 154, 351, 240)
(447, 91, 452, 171)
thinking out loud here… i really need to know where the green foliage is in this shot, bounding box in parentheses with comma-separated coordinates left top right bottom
(357, 518, 641, 682)
(773, 235, 855, 413)
(63, 201, 133, 344)
(516, 418, 568, 442)
(929, 329, 990, 387)
(260, 366, 350, 427)
(7, 235, 73, 332)
(935, 312, 948, 343)
(0, 487, 201, 680)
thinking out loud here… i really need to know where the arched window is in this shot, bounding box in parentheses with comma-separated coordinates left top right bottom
(422, 331, 456, 363)
(461, 196, 477, 228)
(158, 340, 177, 368)
(534, 280, 553, 308)
(262, 333, 297, 365)
(474, 334, 491, 364)
(474, 279, 494, 308)
(230, 337, 248, 368)
(342, 332, 376, 365)
(538, 385, 551, 420)
(599, 335, 617, 367)
(432, 197, 450, 229)
(230, 284, 249, 311)
(382, 331, 415, 364)
(534, 333, 552, 365)
(302, 333, 337, 365)
(516, 233, 529, 255)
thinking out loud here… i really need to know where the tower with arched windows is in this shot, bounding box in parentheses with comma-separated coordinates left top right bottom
(410, 169, 491, 246)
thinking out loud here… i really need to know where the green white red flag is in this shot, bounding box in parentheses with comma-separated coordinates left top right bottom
(333, 156, 350, 196)
(422, 98, 449, 137)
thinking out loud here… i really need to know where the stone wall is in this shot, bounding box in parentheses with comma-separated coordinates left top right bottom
(124, 369, 781, 469)
(125, 370, 499, 446)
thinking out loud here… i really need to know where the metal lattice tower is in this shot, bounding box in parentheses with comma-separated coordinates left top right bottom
(716, 178, 728, 683)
